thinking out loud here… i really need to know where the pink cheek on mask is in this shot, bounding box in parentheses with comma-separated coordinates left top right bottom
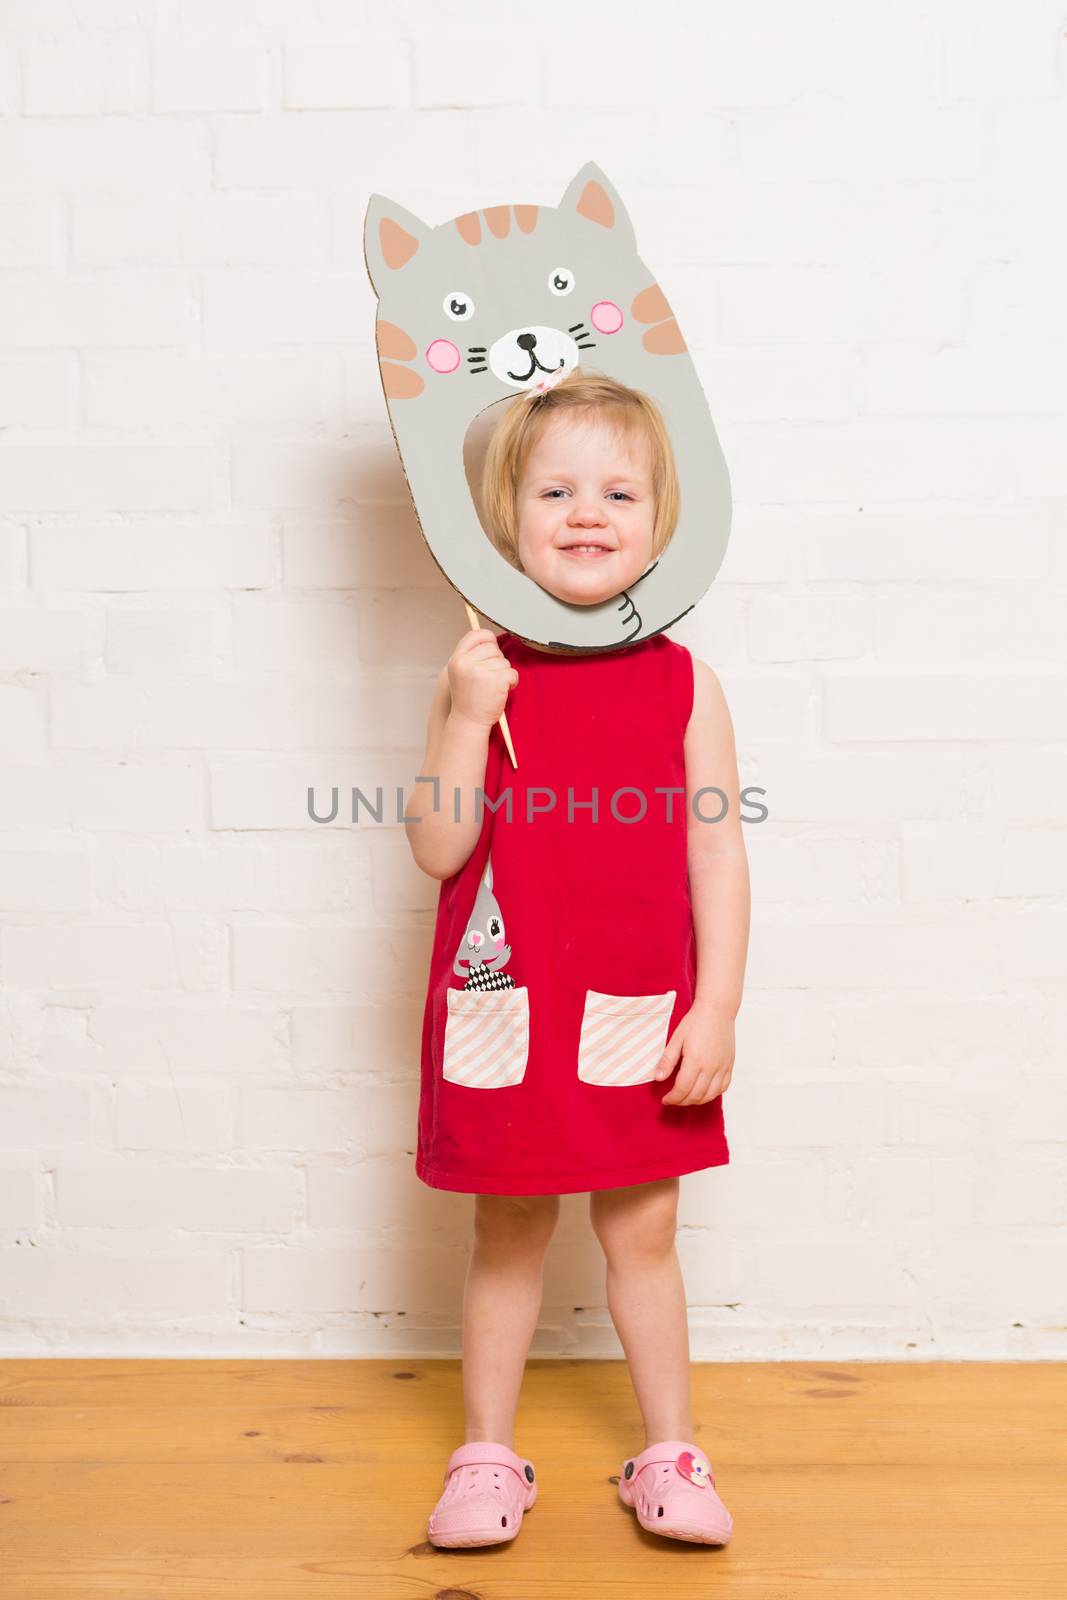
(426, 339, 461, 374)
(590, 301, 623, 334)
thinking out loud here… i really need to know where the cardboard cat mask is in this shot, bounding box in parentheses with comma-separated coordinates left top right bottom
(363, 160, 731, 653)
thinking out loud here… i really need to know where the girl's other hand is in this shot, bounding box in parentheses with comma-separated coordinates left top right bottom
(655, 1002, 735, 1107)
(447, 628, 519, 731)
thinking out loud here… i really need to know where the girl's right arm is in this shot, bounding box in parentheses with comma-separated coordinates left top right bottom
(403, 628, 518, 881)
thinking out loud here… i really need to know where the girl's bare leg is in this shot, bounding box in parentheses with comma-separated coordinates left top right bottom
(462, 1192, 560, 1447)
(588, 1177, 694, 1445)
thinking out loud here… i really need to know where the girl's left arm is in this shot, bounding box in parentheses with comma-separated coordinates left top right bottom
(655, 654, 751, 1106)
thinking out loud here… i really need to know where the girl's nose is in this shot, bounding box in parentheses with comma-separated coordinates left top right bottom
(569, 504, 607, 525)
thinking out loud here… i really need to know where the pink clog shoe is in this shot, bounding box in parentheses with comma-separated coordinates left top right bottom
(618, 1439, 734, 1545)
(427, 1440, 538, 1548)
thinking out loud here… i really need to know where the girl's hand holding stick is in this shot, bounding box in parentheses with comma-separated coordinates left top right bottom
(461, 602, 518, 769)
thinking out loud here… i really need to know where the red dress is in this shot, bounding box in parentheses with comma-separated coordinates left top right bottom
(415, 628, 730, 1196)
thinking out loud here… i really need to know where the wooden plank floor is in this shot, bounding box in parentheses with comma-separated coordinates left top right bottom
(1, 1359, 1065, 1597)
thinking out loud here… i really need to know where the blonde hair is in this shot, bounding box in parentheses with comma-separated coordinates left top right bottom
(480, 368, 680, 571)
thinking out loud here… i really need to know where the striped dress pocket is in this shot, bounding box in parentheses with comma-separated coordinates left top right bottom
(442, 984, 530, 1088)
(576, 989, 677, 1087)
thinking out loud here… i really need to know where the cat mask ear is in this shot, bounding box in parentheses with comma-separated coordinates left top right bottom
(363, 193, 433, 297)
(558, 160, 637, 255)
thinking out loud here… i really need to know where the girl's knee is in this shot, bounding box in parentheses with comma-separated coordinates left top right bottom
(474, 1192, 560, 1246)
(589, 1178, 679, 1258)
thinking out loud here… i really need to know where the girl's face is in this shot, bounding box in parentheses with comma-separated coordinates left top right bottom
(514, 411, 656, 606)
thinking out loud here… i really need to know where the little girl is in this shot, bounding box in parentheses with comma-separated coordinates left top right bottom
(404, 369, 749, 1550)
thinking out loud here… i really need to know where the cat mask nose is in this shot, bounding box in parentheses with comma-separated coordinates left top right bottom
(490, 325, 579, 390)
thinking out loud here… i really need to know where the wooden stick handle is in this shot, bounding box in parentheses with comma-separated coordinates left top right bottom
(463, 601, 518, 769)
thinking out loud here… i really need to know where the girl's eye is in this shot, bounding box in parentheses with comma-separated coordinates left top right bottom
(608, 492, 633, 501)
(544, 488, 566, 498)
(444, 292, 474, 321)
(548, 266, 575, 296)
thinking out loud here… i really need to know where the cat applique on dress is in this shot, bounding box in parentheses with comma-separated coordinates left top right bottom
(453, 854, 516, 995)
(441, 853, 530, 1091)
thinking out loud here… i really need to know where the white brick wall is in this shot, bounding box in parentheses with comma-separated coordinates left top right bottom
(1, 2, 1064, 1359)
